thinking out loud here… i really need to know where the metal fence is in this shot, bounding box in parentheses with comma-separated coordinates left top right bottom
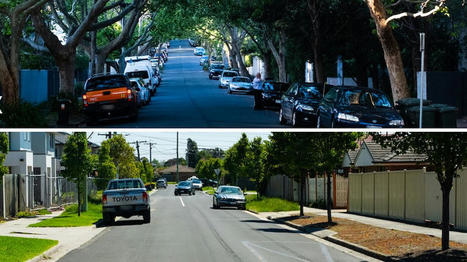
(349, 167, 467, 231)
(2, 174, 98, 218)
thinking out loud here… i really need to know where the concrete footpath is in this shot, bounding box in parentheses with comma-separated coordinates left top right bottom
(257, 207, 467, 244)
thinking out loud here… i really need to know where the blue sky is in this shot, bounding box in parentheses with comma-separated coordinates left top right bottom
(88, 131, 271, 161)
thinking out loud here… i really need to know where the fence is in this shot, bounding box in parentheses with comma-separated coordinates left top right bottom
(2, 174, 97, 218)
(349, 168, 467, 231)
(265, 173, 348, 208)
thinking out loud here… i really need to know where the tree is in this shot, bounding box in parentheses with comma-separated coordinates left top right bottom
(0, 132, 9, 178)
(0, 0, 48, 104)
(186, 138, 199, 168)
(249, 137, 264, 199)
(141, 157, 154, 182)
(374, 132, 467, 250)
(223, 133, 250, 185)
(195, 158, 222, 180)
(96, 142, 116, 190)
(105, 134, 136, 178)
(61, 132, 93, 216)
(164, 158, 186, 167)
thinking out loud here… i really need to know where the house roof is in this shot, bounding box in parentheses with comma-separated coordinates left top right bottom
(364, 141, 427, 163)
(161, 165, 195, 174)
(55, 132, 70, 145)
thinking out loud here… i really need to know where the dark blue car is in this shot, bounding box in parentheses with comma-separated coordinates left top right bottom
(317, 86, 404, 128)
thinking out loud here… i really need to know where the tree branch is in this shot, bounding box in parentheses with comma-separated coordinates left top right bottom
(22, 37, 49, 52)
(385, 1, 445, 25)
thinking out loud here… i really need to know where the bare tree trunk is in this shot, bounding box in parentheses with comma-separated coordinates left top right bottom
(57, 51, 76, 95)
(441, 187, 450, 250)
(268, 30, 287, 82)
(0, 50, 19, 104)
(263, 52, 272, 80)
(77, 176, 81, 217)
(300, 172, 305, 217)
(225, 44, 238, 69)
(307, 0, 325, 83)
(327, 171, 332, 223)
(366, 0, 410, 102)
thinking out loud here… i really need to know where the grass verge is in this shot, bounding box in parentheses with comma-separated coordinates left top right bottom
(202, 186, 215, 195)
(167, 181, 177, 185)
(29, 202, 102, 227)
(246, 195, 299, 213)
(0, 236, 58, 262)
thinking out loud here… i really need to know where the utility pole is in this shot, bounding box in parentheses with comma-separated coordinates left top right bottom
(98, 132, 114, 139)
(419, 33, 425, 128)
(129, 141, 147, 162)
(149, 142, 154, 163)
(176, 132, 179, 182)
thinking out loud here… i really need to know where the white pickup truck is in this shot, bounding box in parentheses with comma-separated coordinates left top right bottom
(102, 178, 150, 224)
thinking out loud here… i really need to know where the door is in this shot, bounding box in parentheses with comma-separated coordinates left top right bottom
(282, 83, 299, 120)
(319, 87, 338, 127)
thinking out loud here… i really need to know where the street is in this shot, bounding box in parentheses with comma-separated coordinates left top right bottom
(58, 186, 363, 262)
(99, 40, 281, 128)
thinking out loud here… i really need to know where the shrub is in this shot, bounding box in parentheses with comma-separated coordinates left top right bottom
(0, 101, 48, 127)
(16, 211, 37, 218)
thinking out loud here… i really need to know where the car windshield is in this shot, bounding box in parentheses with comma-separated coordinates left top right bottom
(211, 64, 224, 69)
(107, 180, 143, 190)
(219, 187, 242, 195)
(178, 181, 191, 187)
(223, 72, 238, 77)
(126, 71, 149, 79)
(192, 179, 201, 183)
(300, 84, 323, 99)
(340, 89, 392, 108)
(232, 77, 250, 83)
(264, 82, 290, 92)
(85, 76, 128, 91)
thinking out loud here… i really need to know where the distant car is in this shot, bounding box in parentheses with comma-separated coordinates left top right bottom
(212, 186, 246, 210)
(191, 178, 203, 190)
(219, 70, 239, 89)
(279, 83, 325, 127)
(82, 74, 139, 124)
(174, 181, 195, 196)
(228, 76, 253, 94)
(209, 64, 225, 79)
(254, 81, 290, 110)
(156, 179, 167, 189)
(193, 47, 205, 56)
(317, 86, 405, 128)
(200, 55, 209, 66)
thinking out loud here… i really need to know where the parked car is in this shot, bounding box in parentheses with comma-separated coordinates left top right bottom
(174, 181, 195, 196)
(191, 178, 203, 190)
(193, 47, 205, 56)
(254, 81, 290, 110)
(279, 83, 324, 127)
(219, 70, 239, 89)
(209, 64, 225, 79)
(82, 74, 139, 124)
(156, 179, 167, 189)
(200, 55, 209, 66)
(129, 78, 150, 106)
(124, 60, 158, 95)
(317, 86, 405, 128)
(212, 186, 246, 210)
(102, 178, 150, 224)
(228, 76, 253, 94)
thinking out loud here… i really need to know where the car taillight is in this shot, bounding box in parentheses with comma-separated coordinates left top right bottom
(82, 94, 88, 107)
(102, 194, 107, 204)
(142, 192, 148, 202)
(127, 89, 132, 101)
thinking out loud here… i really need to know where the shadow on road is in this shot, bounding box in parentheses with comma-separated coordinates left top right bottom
(394, 248, 467, 262)
(239, 219, 276, 224)
(95, 219, 146, 228)
(255, 228, 299, 234)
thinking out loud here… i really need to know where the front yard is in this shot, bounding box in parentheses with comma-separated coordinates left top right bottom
(29, 202, 102, 227)
(0, 236, 58, 262)
(246, 195, 299, 213)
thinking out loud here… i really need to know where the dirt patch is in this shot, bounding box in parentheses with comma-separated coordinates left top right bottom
(287, 214, 467, 259)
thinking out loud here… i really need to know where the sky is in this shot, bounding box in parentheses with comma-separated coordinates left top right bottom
(88, 131, 271, 162)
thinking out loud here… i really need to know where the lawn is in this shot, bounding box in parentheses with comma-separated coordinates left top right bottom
(202, 186, 215, 195)
(29, 202, 102, 227)
(167, 181, 177, 185)
(0, 236, 58, 262)
(246, 195, 299, 213)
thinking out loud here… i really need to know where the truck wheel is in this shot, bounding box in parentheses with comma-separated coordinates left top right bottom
(103, 213, 114, 225)
(143, 211, 151, 223)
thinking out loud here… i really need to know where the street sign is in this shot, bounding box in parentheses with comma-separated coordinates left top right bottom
(214, 168, 220, 175)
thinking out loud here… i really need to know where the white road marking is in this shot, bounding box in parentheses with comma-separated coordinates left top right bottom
(243, 241, 311, 262)
(320, 243, 335, 262)
(179, 196, 185, 207)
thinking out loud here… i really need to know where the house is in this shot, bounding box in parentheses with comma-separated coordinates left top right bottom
(160, 165, 196, 182)
(344, 140, 427, 173)
(4, 132, 34, 175)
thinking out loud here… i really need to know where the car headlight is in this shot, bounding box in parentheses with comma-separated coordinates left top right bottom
(297, 104, 314, 111)
(230, 84, 238, 88)
(262, 93, 271, 98)
(389, 119, 404, 126)
(337, 113, 359, 122)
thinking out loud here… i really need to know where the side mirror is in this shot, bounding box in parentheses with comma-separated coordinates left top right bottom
(135, 87, 141, 92)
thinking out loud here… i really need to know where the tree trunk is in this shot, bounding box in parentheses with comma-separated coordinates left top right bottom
(441, 186, 450, 250)
(300, 172, 305, 217)
(57, 50, 77, 95)
(0, 55, 19, 105)
(95, 53, 106, 74)
(307, 0, 325, 83)
(268, 30, 287, 82)
(77, 176, 81, 217)
(327, 171, 332, 223)
(226, 44, 238, 69)
(263, 52, 272, 80)
(366, 0, 410, 102)
(231, 39, 249, 77)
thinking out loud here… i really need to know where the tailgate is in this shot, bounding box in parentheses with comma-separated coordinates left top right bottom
(86, 87, 129, 104)
(104, 189, 147, 207)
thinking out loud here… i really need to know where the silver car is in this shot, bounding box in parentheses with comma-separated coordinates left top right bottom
(228, 76, 253, 94)
(219, 70, 239, 89)
(212, 186, 246, 210)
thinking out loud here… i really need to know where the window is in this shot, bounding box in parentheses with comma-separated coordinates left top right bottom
(107, 180, 143, 190)
(49, 134, 54, 149)
(323, 88, 338, 103)
(286, 83, 299, 96)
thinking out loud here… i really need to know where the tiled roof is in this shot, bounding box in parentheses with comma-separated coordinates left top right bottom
(365, 141, 426, 163)
(161, 165, 195, 173)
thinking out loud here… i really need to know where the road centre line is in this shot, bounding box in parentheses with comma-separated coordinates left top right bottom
(179, 196, 185, 207)
(320, 243, 335, 262)
(243, 241, 311, 262)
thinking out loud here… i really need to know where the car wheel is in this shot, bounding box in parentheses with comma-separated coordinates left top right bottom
(193, 191, 195, 195)
(292, 111, 299, 127)
(317, 115, 321, 128)
(103, 213, 114, 225)
(331, 116, 336, 128)
(238, 205, 246, 210)
(279, 109, 286, 125)
(228, 88, 232, 94)
(213, 200, 218, 209)
(143, 211, 150, 223)
(209, 75, 212, 80)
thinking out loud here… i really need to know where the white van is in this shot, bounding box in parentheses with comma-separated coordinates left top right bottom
(124, 61, 159, 95)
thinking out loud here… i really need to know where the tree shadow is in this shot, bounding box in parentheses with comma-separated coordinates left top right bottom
(255, 228, 299, 234)
(240, 219, 275, 224)
(394, 249, 467, 262)
(95, 219, 146, 228)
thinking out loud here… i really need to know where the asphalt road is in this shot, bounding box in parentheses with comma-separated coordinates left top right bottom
(58, 185, 367, 262)
(100, 39, 281, 128)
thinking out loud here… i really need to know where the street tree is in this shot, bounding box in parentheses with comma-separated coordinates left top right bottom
(61, 132, 93, 216)
(104, 134, 136, 178)
(374, 132, 467, 250)
(96, 142, 116, 190)
(248, 137, 265, 199)
(0, 132, 9, 178)
(195, 158, 222, 181)
(223, 133, 249, 185)
(186, 138, 200, 168)
(141, 157, 154, 182)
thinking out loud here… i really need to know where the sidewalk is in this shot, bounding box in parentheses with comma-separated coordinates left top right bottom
(0, 210, 107, 262)
(258, 207, 467, 244)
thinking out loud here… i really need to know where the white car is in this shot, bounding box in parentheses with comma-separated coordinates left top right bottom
(125, 60, 158, 95)
(228, 76, 253, 94)
(129, 78, 150, 106)
(218, 70, 239, 89)
(194, 47, 205, 56)
(191, 178, 203, 190)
